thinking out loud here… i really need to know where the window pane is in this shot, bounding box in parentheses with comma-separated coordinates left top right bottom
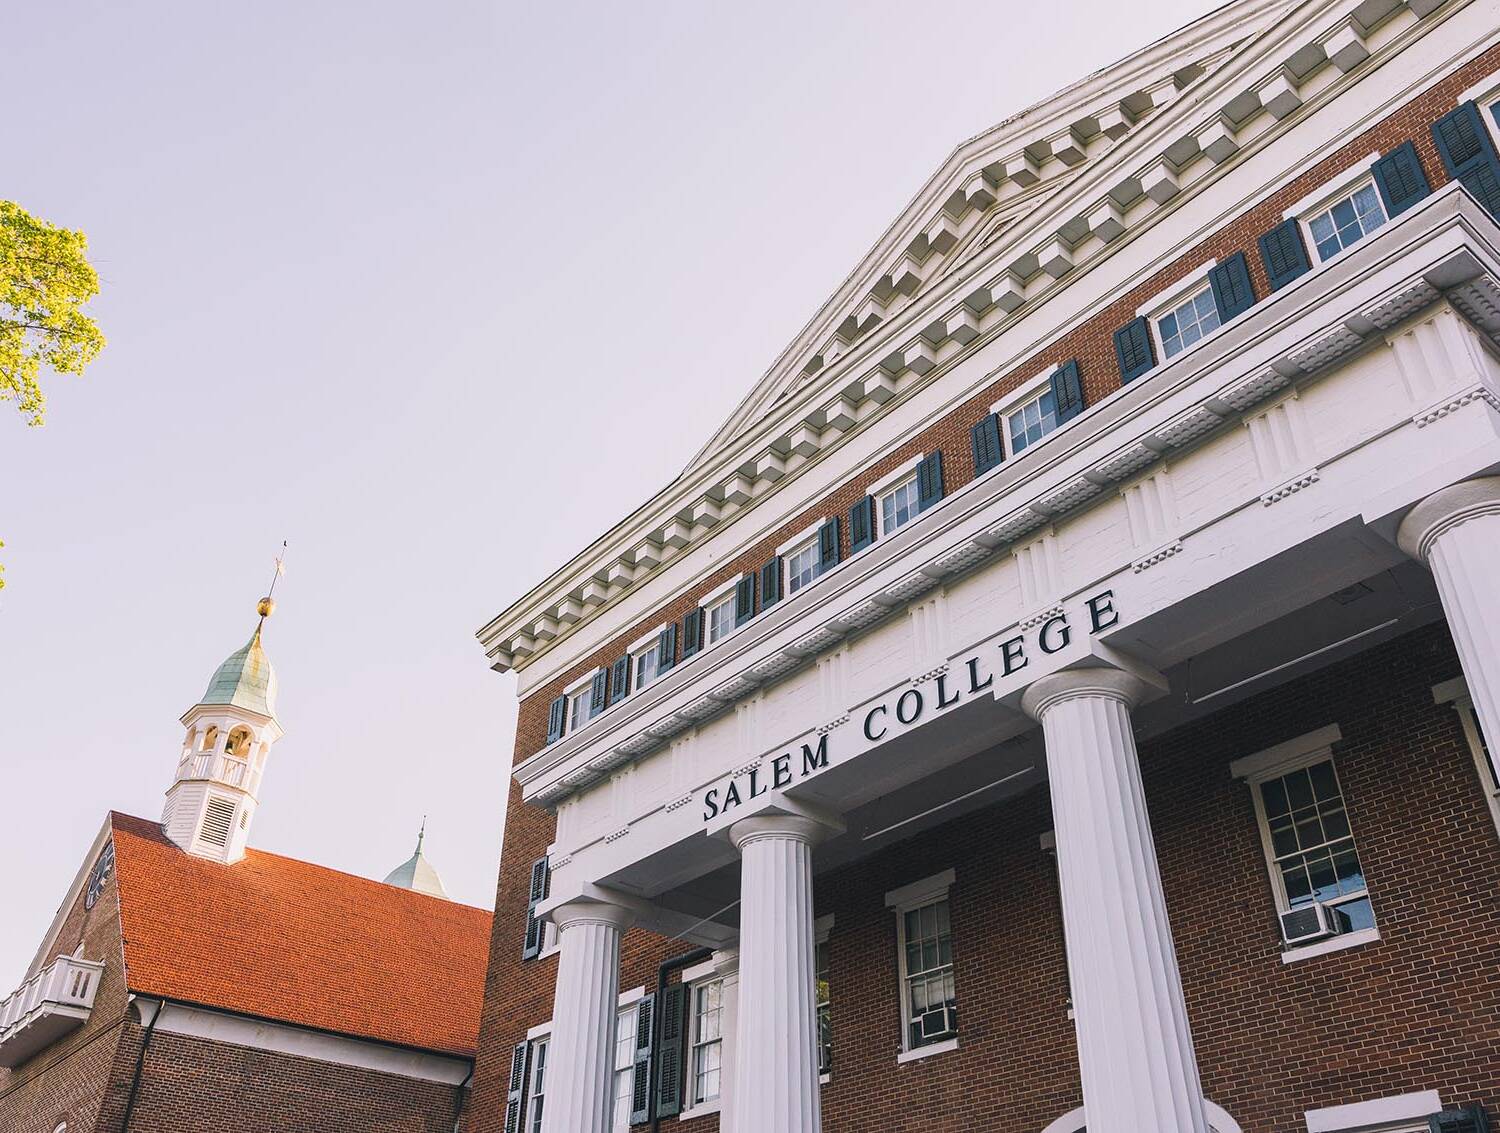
(1333, 896, 1375, 933)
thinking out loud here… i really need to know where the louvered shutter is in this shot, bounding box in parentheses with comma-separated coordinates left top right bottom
(1208, 252, 1256, 322)
(817, 517, 841, 573)
(522, 856, 550, 961)
(657, 624, 678, 674)
(1257, 218, 1312, 290)
(609, 654, 631, 706)
(629, 992, 656, 1124)
(971, 413, 1004, 475)
(681, 608, 704, 659)
(589, 668, 608, 719)
(1429, 1105, 1491, 1133)
(1371, 140, 1430, 218)
(1432, 102, 1500, 219)
(849, 496, 877, 553)
(734, 573, 756, 627)
(1050, 359, 1086, 425)
(546, 695, 567, 745)
(1113, 317, 1156, 383)
(504, 1041, 529, 1133)
(917, 451, 944, 511)
(654, 983, 688, 1118)
(759, 556, 783, 611)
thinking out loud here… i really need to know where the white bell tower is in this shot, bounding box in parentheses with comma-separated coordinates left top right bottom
(162, 595, 285, 863)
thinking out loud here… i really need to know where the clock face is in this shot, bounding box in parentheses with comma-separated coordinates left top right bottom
(85, 842, 115, 910)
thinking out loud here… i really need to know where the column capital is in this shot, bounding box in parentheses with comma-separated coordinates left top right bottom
(728, 811, 838, 851)
(551, 898, 635, 933)
(1021, 666, 1155, 722)
(1397, 476, 1500, 562)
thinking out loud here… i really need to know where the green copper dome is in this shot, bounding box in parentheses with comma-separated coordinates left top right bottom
(200, 621, 278, 719)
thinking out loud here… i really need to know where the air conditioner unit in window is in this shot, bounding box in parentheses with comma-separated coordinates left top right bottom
(1279, 902, 1340, 945)
(918, 1005, 955, 1041)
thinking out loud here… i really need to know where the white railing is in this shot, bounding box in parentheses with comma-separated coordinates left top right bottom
(176, 753, 249, 788)
(0, 955, 104, 1066)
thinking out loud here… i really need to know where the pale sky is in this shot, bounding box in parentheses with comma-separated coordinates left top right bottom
(0, 0, 1220, 985)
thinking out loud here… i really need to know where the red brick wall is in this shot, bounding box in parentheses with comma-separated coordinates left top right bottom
(472, 624, 1500, 1133)
(0, 830, 132, 1133)
(509, 38, 1500, 765)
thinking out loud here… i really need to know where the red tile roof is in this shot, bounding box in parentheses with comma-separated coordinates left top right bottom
(109, 812, 492, 1057)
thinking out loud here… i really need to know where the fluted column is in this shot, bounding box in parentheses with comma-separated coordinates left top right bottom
(727, 815, 827, 1133)
(1022, 669, 1209, 1133)
(540, 900, 633, 1133)
(1399, 477, 1500, 753)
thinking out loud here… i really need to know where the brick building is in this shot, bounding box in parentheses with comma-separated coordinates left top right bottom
(470, 1, 1500, 1131)
(0, 601, 491, 1133)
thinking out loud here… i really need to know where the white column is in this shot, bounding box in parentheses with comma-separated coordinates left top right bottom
(540, 900, 633, 1133)
(1021, 669, 1209, 1133)
(713, 949, 741, 1133)
(1399, 477, 1500, 751)
(727, 815, 826, 1133)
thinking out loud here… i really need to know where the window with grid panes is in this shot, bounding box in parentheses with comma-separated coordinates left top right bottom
(879, 475, 920, 536)
(525, 1038, 547, 1133)
(786, 539, 819, 595)
(689, 979, 723, 1106)
(611, 1004, 637, 1130)
(1157, 286, 1221, 359)
(706, 595, 736, 645)
(815, 938, 832, 1074)
(1306, 182, 1386, 262)
(1257, 758, 1373, 932)
(1006, 388, 1059, 455)
(569, 683, 595, 730)
(634, 643, 660, 690)
(900, 898, 956, 1049)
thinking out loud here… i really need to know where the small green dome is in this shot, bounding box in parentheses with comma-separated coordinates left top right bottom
(201, 623, 278, 719)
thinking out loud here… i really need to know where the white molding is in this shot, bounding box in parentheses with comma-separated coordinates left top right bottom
(679, 1098, 723, 1122)
(1432, 675, 1470, 705)
(627, 625, 668, 655)
(884, 868, 955, 910)
(895, 1036, 958, 1064)
(777, 521, 824, 558)
(680, 957, 719, 986)
(1281, 926, 1381, 964)
(564, 668, 598, 696)
(990, 366, 1055, 416)
(867, 454, 924, 500)
(526, 1019, 553, 1041)
(1229, 723, 1343, 782)
(1304, 1089, 1442, 1132)
(1136, 259, 1218, 317)
(701, 574, 740, 608)
(618, 984, 646, 1008)
(1456, 69, 1500, 110)
(1283, 152, 1382, 220)
(1043, 1100, 1244, 1133)
(142, 999, 472, 1086)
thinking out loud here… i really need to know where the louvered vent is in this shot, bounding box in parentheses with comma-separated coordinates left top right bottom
(198, 797, 236, 847)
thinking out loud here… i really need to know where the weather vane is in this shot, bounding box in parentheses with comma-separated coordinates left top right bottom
(258, 541, 288, 619)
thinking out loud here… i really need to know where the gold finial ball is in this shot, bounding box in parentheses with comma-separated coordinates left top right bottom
(257, 597, 276, 618)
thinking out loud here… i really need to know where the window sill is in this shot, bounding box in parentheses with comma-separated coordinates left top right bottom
(1281, 926, 1380, 964)
(896, 1036, 958, 1064)
(679, 1099, 721, 1121)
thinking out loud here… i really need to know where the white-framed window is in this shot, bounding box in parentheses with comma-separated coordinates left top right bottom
(1231, 725, 1377, 959)
(699, 573, 740, 648)
(1156, 284, 1221, 360)
(688, 977, 724, 1108)
(1434, 677, 1500, 841)
(565, 672, 598, 731)
(525, 1037, 548, 1133)
(814, 914, 834, 1077)
(611, 1002, 639, 1131)
(879, 475, 919, 537)
(989, 367, 1063, 461)
(885, 869, 958, 1058)
(629, 627, 666, 692)
(786, 538, 820, 595)
(1305, 180, 1387, 262)
(1457, 72, 1500, 152)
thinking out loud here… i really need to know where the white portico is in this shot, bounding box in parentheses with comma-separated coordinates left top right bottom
(520, 186, 1500, 1133)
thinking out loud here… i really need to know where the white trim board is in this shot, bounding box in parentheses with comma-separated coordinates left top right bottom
(1304, 1090, 1442, 1132)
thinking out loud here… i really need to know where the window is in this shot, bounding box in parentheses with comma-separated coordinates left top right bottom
(706, 593, 736, 645)
(886, 869, 958, 1057)
(525, 1038, 548, 1133)
(786, 538, 819, 596)
(1006, 386, 1059, 455)
(1156, 285, 1221, 360)
(568, 682, 596, 730)
(1306, 181, 1386, 262)
(634, 642, 661, 690)
(878, 474, 920, 536)
(612, 1003, 638, 1130)
(815, 930, 832, 1075)
(1435, 677, 1500, 841)
(688, 978, 723, 1107)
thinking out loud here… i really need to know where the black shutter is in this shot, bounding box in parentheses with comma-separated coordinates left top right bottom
(656, 624, 678, 674)
(759, 556, 783, 611)
(681, 608, 704, 659)
(654, 983, 688, 1118)
(1429, 1105, 1491, 1133)
(521, 856, 550, 961)
(849, 496, 876, 553)
(917, 451, 944, 511)
(1371, 140, 1430, 218)
(546, 695, 567, 745)
(629, 992, 656, 1124)
(589, 668, 608, 719)
(971, 413, 1004, 475)
(1257, 218, 1312, 290)
(1113, 316, 1156, 383)
(1208, 252, 1256, 323)
(1050, 359, 1086, 425)
(734, 573, 756, 627)
(1432, 102, 1500, 218)
(817, 517, 841, 573)
(504, 1040, 529, 1133)
(609, 654, 631, 706)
